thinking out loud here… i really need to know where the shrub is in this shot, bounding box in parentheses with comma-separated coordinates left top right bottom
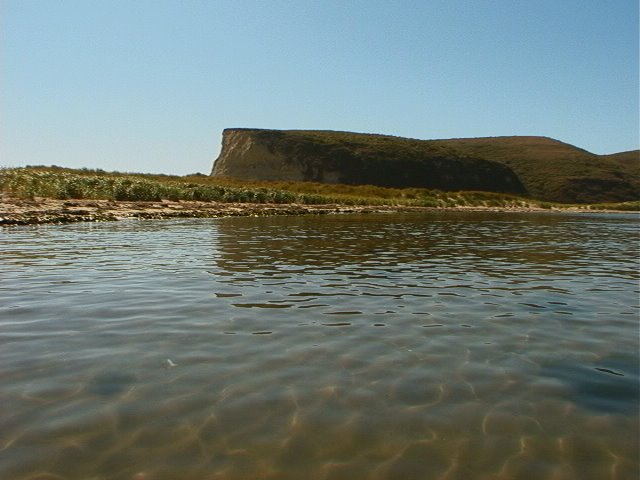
(3, 166, 634, 211)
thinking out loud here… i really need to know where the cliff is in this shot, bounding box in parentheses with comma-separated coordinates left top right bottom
(211, 128, 640, 204)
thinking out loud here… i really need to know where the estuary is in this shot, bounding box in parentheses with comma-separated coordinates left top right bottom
(1, 212, 638, 479)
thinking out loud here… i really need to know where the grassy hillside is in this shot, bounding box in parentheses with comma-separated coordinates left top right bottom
(2, 166, 638, 211)
(215, 129, 639, 204)
(435, 136, 640, 203)
(228, 129, 528, 195)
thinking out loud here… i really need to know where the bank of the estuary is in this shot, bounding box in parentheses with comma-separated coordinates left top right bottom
(1, 167, 637, 226)
(0, 195, 632, 226)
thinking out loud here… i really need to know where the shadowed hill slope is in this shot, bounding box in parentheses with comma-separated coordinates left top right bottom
(211, 129, 639, 204)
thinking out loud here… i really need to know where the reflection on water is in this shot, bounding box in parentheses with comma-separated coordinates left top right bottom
(0, 212, 638, 479)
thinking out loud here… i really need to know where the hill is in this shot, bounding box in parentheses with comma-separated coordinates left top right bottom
(211, 129, 639, 204)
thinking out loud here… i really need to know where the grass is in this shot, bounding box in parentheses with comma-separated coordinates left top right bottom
(585, 201, 640, 212)
(1, 166, 638, 211)
(0, 167, 333, 205)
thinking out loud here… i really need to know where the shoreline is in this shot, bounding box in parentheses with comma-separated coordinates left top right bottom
(0, 196, 632, 226)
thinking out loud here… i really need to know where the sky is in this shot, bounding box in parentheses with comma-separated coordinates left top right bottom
(1, 0, 638, 175)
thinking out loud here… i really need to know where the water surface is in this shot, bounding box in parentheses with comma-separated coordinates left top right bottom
(1, 211, 638, 479)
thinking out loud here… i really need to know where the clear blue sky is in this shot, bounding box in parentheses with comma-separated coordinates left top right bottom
(2, 0, 638, 175)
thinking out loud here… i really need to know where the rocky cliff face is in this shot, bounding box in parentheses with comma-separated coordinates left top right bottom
(212, 128, 526, 194)
(212, 129, 322, 182)
(211, 128, 640, 203)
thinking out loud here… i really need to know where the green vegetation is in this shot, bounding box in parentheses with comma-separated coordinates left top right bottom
(215, 129, 640, 204)
(0, 167, 330, 205)
(216, 129, 527, 196)
(2, 166, 637, 211)
(432, 136, 640, 204)
(585, 201, 640, 212)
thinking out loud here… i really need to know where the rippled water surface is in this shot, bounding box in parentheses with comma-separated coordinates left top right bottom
(1, 212, 638, 480)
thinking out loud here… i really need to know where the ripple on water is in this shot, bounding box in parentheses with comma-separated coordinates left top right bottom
(0, 212, 638, 479)
(540, 358, 640, 415)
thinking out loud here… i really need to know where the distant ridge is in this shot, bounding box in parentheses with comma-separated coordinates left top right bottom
(211, 129, 639, 204)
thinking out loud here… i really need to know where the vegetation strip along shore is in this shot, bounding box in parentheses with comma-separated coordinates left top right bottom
(1, 167, 637, 226)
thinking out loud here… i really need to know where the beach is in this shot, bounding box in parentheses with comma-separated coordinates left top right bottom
(0, 195, 617, 227)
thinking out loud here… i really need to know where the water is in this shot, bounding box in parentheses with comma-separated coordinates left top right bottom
(0, 211, 638, 480)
